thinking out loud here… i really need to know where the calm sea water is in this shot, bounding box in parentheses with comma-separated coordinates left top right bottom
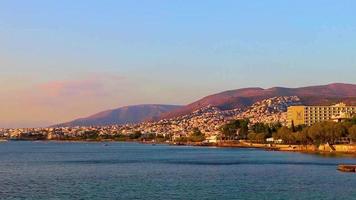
(1, 141, 356, 200)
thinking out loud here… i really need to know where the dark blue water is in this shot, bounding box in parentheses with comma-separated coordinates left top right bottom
(1, 141, 356, 200)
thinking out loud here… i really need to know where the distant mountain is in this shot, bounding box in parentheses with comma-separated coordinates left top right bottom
(161, 83, 356, 119)
(54, 104, 181, 127)
(54, 83, 356, 127)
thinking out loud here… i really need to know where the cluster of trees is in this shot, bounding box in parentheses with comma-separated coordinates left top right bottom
(105, 128, 208, 143)
(247, 122, 282, 143)
(273, 119, 356, 145)
(116, 131, 171, 142)
(219, 117, 356, 146)
(66, 130, 172, 142)
(220, 119, 249, 140)
(188, 128, 206, 142)
(219, 119, 282, 143)
(174, 128, 206, 143)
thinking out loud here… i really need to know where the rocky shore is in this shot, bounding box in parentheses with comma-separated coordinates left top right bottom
(194, 141, 356, 155)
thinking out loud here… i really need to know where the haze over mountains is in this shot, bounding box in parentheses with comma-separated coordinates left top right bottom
(55, 83, 356, 127)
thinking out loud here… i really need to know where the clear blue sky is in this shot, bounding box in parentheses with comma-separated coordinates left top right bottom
(0, 0, 356, 127)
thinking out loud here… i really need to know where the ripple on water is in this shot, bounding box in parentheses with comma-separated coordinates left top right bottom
(0, 141, 356, 200)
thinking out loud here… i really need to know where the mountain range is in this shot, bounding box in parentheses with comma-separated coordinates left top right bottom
(54, 83, 356, 127)
(54, 104, 181, 127)
(162, 83, 356, 119)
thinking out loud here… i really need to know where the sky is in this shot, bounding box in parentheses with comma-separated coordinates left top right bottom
(1, 0, 356, 128)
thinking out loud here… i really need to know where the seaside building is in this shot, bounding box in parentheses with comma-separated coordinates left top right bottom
(287, 103, 356, 127)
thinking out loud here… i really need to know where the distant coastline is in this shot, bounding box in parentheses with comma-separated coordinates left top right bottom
(3, 138, 356, 155)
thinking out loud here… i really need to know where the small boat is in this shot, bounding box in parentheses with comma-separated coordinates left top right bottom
(337, 164, 356, 173)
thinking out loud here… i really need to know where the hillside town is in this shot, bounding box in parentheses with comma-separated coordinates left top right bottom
(0, 96, 303, 142)
(236, 96, 302, 124)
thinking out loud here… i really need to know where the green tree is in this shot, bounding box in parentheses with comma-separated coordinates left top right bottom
(251, 122, 282, 139)
(238, 119, 250, 139)
(307, 123, 326, 146)
(269, 122, 282, 133)
(247, 132, 268, 143)
(294, 124, 306, 132)
(113, 133, 128, 141)
(174, 136, 188, 143)
(129, 131, 142, 140)
(306, 121, 346, 145)
(247, 132, 257, 141)
(220, 119, 249, 140)
(83, 130, 99, 140)
(188, 128, 206, 142)
(238, 126, 249, 139)
(256, 132, 268, 143)
(141, 133, 156, 141)
(350, 116, 356, 125)
(155, 134, 166, 143)
(294, 129, 310, 145)
(273, 126, 296, 144)
(291, 120, 296, 132)
(251, 123, 268, 134)
(327, 122, 347, 144)
(348, 125, 356, 143)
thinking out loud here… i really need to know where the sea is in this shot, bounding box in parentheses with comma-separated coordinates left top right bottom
(1, 141, 356, 200)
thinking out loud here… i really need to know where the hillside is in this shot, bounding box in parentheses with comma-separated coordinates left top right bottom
(53, 104, 181, 127)
(161, 83, 356, 119)
(54, 83, 356, 127)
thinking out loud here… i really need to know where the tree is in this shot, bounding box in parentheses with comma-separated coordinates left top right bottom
(294, 129, 310, 145)
(83, 130, 99, 140)
(247, 132, 268, 143)
(306, 121, 346, 145)
(247, 132, 257, 142)
(188, 128, 205, 142)
(220, 119, 249, 140)
(251, 123, 268, 134)
(142, 133, 156, 141)
(113, 133, 128, 141)
(251, 122, 281, 139)
(269, 122, 282, 133)
(342, 116, 356, 129)
(129, 131, 142, 140)
(294, 124, 306, 132)
(326, 122, 347, 144)
(273, 126, 295, 144)
(239, 126, 249, 139)
(348, 125, 356, 144)
(238, 119, 250, 139)
(174, 136, 188, 143)
(220, 123, 236, 140)
(291, 120, 296, 132)
(256, 133, 268, 143)
(350, 116, 356, 125)
(307, 123, 326, 146)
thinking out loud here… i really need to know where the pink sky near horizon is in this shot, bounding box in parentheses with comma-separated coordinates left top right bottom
(1, 71, 355, 128)
(0, 72, 213, 128)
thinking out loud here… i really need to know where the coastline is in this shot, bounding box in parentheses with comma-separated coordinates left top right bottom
(208, 141, 356, 155)
(3, 138, 356, 155)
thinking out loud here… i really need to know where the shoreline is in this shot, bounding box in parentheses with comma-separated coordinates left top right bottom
(211, 141, 356, 155)
(3, 138, 356, 155)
